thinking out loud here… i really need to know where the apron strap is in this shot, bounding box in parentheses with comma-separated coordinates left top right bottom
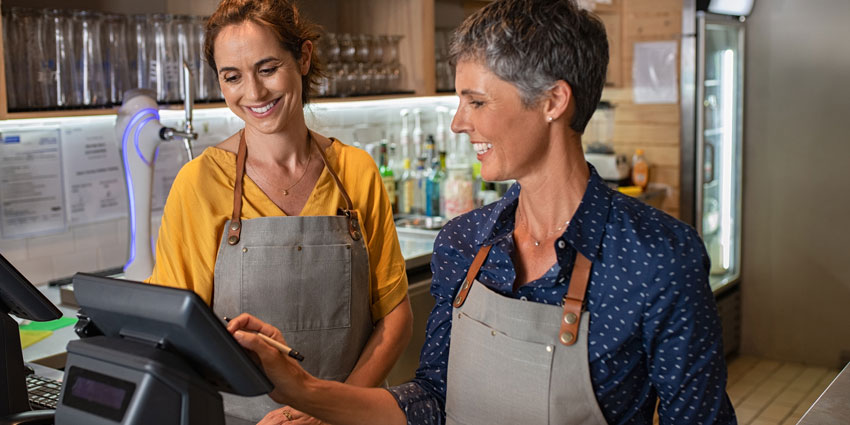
(227, 130, 363, 245)
(453, 245, 493, 308)
(559, 252, 591, 346)
(314, 137, 362, 241)
(452, 244, 593, 346)
(226, 129, 248, 245)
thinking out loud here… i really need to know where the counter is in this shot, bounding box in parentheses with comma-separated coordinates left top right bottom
(798, 362, 850, 424)
(25, 227, 440, 369)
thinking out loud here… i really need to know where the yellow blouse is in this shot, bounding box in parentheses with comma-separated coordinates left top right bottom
(146, 138, 408, 322)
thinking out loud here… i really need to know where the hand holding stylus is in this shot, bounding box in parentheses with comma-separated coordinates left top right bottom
(224, 316, 304, 362)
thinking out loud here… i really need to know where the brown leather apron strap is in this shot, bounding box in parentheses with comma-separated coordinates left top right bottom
(559, 252, 592, 346)
(453, 245, 493, 308)
(313, 137, 362, 241)
(226, 129, 248, 245)
(227, 130, 363, 245)
(453, 244, 593, 346)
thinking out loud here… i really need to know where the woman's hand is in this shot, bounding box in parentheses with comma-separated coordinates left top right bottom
(256, 406, 327, 424)
(226, 313, 310, 404)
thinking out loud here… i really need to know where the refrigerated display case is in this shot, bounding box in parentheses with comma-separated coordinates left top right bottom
(681, 1, 747, 354)
(682, 7, 745, 294)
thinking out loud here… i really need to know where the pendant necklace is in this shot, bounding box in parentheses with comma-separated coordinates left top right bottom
(250, 131, 313, 196)
(518, 207, 570, 247)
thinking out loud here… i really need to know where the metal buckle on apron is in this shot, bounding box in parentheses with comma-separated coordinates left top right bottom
(337, 208, 362, 241)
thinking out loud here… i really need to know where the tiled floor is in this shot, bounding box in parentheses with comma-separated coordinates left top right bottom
(725, 355, 841, 425)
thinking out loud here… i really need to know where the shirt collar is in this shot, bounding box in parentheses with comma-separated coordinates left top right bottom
(477, 164, 614, 261)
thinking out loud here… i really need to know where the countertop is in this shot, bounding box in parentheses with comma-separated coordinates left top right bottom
(25, 226, 439, 365)
(798, 362, 850, 424)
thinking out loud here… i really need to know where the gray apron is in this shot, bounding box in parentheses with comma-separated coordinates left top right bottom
(445, 245, 608, 425)
(213, 130, 373, 423)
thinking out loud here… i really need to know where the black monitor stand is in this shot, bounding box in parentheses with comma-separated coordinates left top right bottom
(0, 253, 63, 424)
(1, 312, 30, 416)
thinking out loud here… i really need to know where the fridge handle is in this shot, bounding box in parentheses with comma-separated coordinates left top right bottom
(704, 141, 715, 184)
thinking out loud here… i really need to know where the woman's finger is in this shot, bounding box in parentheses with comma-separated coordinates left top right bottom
(227, 313, 284, 341)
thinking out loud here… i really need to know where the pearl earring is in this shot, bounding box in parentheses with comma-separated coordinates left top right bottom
(547, 116, 554, 122)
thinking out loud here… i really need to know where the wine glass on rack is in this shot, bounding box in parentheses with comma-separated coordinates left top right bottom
(354, 34, 371, 95)
(322, 32, 342, 97)
(385, 35, 404, 93)
(338, 33, 356, 96)
(369, 35, 386, 94)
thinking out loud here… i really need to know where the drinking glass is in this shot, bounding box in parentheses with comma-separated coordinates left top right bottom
(128, 15, 151, 90)
(43, 9, 79, 107)
(193, 16, 219, 101)
(13, 7, 49, 108)
(386, 35, 404, 92)
(150, 13, 180, 102)
(73, 10, 107, 106)
(2, 8, 20, 109)
(102, 13, 130, 105)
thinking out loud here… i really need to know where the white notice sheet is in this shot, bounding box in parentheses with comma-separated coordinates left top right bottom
(0, 129, 66, 239)
(152, 139, 189, 212)
(61, 125, 128, 225)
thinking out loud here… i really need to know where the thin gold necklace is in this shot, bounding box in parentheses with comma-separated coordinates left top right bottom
(517, 206, 570, 247)
(249, 131, 313, 196)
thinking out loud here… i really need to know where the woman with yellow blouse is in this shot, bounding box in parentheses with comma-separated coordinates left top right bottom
(146, 1, 413, 423)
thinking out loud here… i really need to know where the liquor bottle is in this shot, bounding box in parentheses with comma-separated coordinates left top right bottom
(378, 141, 396, 213)
(398, 158, 414, 215)
(435, 105, 449, 152)
(413, 156, 427, 215)
(412, 108, 424, 159)
(399, 109, 411, 162)
(426, 151, 447, 217)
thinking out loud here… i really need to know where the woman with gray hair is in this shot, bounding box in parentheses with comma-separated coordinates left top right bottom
(226, 0, 737, 423)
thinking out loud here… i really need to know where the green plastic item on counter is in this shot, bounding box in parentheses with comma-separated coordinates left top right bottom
(19, 316, 76, 332)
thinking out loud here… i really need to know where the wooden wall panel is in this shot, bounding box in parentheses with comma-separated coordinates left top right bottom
(590, 0, 682, 218)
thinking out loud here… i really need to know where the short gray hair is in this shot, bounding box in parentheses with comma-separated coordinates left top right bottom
(449, 0, 608, 133)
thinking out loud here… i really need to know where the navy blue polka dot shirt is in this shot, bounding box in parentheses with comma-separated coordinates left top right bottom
(387, 166, 737, 424)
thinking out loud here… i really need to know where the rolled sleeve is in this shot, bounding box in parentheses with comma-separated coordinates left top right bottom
(386, 382, 444, 425)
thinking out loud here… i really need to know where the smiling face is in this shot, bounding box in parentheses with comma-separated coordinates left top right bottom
(451, 59, 552, 183)
(213, 21, 312, 135)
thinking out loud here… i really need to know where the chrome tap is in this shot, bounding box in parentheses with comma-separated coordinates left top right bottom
(160, 61, 199, 159)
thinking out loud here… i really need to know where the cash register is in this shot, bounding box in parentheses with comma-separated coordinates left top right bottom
(1, 253, 274, 425)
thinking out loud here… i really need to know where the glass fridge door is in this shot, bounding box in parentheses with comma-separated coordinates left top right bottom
(697, 14, 744, 291)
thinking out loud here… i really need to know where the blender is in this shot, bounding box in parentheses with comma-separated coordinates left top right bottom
(584, 101, 630, 184)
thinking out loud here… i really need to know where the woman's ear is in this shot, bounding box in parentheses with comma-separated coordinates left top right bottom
(300, 40, 313, 75)
(543, 80, 572, 123)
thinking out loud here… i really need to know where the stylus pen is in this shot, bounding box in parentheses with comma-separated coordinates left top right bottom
(223, 317, 305, 362)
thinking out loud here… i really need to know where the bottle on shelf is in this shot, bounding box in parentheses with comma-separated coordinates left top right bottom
(435, 105, 449, 153)
(399, 108, 411, 163)
(378, 141, 396, 213)
(631, 148, 649, 190)
(412, 108, 424, 160)
(426, 151, 446, 217)
(413, 156, 428, 215)
(398, 158, 414, 215)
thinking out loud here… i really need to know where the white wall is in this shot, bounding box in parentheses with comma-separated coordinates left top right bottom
(741, 0, 850, 368)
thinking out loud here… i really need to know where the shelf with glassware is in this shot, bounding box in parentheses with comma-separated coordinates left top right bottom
(0, 0, 438, 120)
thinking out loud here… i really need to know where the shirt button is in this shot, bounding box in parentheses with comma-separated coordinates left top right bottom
(557, 240, 566, 249)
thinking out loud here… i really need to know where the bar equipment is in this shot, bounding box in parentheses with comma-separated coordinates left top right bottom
(115, 62, 198, 281)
